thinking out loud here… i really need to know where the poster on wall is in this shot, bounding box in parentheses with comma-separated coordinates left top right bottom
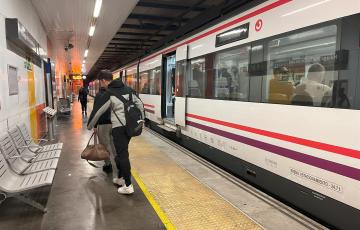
(8, 65, 18, 95)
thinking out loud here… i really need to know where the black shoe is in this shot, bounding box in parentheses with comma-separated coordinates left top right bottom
(103, 164, 113, 173)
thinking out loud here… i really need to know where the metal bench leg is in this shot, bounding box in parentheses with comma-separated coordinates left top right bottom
(14, 194, 47, 213)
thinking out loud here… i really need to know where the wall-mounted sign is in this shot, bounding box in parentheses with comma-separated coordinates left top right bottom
(24, 60, 33, 71)
(216, 23, 250, 47)
(6, 18, 43, 67)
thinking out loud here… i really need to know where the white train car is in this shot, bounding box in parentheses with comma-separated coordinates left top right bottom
(138, 55, 163, 124)
(114, 0, 360, 228)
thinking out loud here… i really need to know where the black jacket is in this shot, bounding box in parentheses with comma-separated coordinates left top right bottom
(78, 88, 88, 102)
(94, 87, 111, 127)
(87, 79, 145, 130)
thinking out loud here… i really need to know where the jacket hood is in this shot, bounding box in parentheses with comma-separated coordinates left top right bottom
(108, 79, 125, 89)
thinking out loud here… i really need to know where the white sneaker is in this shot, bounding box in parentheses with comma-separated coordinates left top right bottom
(112, 177, 125, 186)
(118, 184, 134, 194)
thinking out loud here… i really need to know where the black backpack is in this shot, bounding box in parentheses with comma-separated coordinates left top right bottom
(108, 90, 143, 137)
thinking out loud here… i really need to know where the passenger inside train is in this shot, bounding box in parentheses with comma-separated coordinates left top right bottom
(269, 66, 294, 104)
(294, 63, 332, 107)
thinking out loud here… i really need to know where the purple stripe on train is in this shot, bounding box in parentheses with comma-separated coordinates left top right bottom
(187, 121, 360, 181)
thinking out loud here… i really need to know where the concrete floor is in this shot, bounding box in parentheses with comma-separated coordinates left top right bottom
(0, 101, 164, 230)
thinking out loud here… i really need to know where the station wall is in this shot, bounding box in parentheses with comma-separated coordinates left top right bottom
(0, 0, 48, 138)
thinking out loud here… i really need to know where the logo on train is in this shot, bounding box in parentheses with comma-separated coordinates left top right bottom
(255, 19, 263, 32)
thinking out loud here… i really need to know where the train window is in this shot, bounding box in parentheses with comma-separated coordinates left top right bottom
(125, 73, 137, 91)
(188, 58, 207, 98)
(149, 67, 161, 95)
(248, 43, 265, 102)
(175, 60, 186, 97)
(263, 25, 339, 107)
(213, 46, 250, 101)
(139, 71, 150, 94)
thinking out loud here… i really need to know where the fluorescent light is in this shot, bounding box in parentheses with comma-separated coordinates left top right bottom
(282, 0, 332, 17)
(191, 44, 203, 50)
(84, 49, 88, 57)
(89, 26, 95, 36)
(93, 0, 102, 18)
(276, 42, 335, 55)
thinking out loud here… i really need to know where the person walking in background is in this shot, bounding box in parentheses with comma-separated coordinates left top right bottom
(87, 76, 145, 195)
(78, 86, 88, 115)
(93, 70, 117, 177)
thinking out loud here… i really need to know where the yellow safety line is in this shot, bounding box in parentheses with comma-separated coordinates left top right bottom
(131, 169, 176, 230)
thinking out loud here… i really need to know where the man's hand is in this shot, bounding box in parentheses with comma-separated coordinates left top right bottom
(138, 120, 145, 128)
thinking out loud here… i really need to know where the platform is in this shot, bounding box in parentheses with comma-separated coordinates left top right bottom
(0, 101, 163, 230)
(0, 101, 325, 230)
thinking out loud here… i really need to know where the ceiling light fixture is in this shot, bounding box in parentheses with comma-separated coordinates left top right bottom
(282, 0, 332, 17)
(84, 49, 88, 57)
(93, 0, 103, 18)
(89, 26, 95, 36)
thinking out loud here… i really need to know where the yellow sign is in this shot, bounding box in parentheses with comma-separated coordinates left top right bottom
(72, 75, 82, 80)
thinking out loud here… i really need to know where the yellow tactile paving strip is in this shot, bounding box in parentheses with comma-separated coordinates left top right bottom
(129, 134, 262, 230)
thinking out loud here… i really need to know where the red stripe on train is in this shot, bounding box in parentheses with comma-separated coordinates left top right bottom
(144, 104, 155, 108)
(186, 113, 360, 159)
(141, 0, 292, 62)
(145, 109, 155, 114)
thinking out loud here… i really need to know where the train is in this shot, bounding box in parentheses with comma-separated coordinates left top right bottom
(109, 0, 360, 229)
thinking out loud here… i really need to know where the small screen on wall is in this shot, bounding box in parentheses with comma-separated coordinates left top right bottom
(8, 65, 18, 96)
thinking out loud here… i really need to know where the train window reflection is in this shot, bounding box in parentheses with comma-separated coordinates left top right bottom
(149, 67, 161, 95)
(139, 71, 150, 94)
(140, 68, 161, 95)
(188, 58, 206, 98)
(263, 25, 338, 107)
(175, 61, 186, 97)
(265, 25, 339, 107)
(125, 73, 137, 91)
(213, 46, 250, 100)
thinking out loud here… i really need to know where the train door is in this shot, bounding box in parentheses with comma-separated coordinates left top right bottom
(174, 44, 188, 127)
(162, 53, 176, 123)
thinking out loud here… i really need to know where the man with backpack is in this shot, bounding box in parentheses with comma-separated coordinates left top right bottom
(87, 73, 145, 194)
(92, 70, 116, 175)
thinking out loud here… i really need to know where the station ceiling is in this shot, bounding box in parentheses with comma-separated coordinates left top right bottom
(88, 0, 260, 81)
(31, 0, 138, 78)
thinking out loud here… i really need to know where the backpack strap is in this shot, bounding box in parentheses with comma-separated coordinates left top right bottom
(106, 89, 125, 127)
(106, 88, 130, 104)
(110, 104, 125, 127)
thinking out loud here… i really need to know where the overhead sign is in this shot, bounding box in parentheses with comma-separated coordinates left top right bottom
(72, 75, 82, 80)
(216, 23, 249, 47)
(6, 18, 42, 66)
